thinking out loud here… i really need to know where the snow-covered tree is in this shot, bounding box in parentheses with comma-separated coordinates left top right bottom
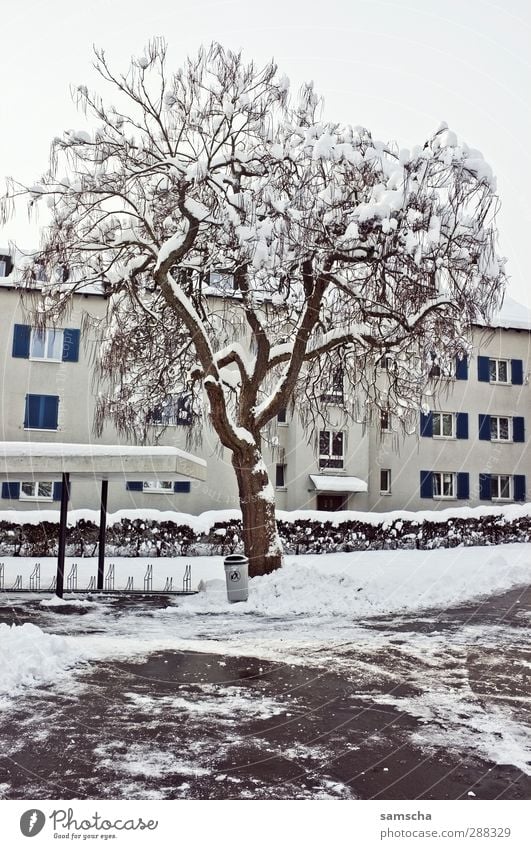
(2, 40, 506, 575)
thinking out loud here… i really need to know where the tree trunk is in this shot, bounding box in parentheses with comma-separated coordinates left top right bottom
(232, 447, 283, 577)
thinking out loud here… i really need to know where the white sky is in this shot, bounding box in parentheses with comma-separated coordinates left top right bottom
(0, 0, 529, 303)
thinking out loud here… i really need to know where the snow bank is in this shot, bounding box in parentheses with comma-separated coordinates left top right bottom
(176, 545, 531, 619)
(0, 623, 84, 697)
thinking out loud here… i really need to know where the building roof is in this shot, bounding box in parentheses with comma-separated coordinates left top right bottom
(481, 295, 531, 331)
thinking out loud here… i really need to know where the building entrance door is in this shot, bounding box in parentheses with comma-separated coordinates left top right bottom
(316, 494, 347, 511)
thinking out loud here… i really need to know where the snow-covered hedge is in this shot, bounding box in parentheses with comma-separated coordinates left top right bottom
(0, 504, 530, 557)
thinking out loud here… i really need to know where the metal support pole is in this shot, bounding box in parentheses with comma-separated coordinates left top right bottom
(56, 472, 70, 599)
(97, 479, 108, 590)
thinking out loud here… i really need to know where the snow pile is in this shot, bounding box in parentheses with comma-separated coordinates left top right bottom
(0, 623, 84, 697)
(177, 545, 531, 619)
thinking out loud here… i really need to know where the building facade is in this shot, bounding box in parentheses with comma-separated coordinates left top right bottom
(1, 254, 530, 515)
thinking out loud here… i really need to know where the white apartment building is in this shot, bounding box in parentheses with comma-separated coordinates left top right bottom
(1, 249, 530, 515)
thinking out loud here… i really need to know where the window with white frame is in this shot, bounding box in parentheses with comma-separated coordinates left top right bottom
(319, 430, 344, 469)
(380, 469, 391, 494)
(489, 359, 509, 384)
(490, 416, 511, 441)
(19, 481, 53, 501)
(378, 354, 393, 370)
(148, 394, 194, 426)
(432, 412, 455, 438)
(275, 464, 286, 488)
(29, 328, 63, 361)
(142, 481, 173, 493)
(433, 472, 456, 499)
(491, 474, 512, 501)
(0, 260, 6, 277)
(321, 368, 344, 404)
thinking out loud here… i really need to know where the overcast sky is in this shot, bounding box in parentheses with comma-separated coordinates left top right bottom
(0, 0, 528, 303)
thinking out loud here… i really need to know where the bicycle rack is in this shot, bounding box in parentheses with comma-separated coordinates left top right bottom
(163, 577, 173, 592)
(0, 563, 4, 591)
(48, 575, 56, 592)
(29, 563, 41, 591)
(183, 563, 192, 592)
(144, 564, 153, 592)
(104, 563, 115, 591)
(124, 576, 134, 591)
(11, 575, 22, 590)
(86, 576, 96, 591)
(66, 563, 78, 591)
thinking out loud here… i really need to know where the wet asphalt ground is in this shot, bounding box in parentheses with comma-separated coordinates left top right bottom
(0, 585, 529, 800)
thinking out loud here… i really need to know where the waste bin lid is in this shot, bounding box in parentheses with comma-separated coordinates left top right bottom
(224, 554, 249, 565)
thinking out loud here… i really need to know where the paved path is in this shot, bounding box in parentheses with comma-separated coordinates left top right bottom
(0, 586, 529, 799)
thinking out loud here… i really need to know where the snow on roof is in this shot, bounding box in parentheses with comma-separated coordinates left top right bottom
(310, 474, 368, 493)
(480, 295, 531, 331)
(0, 441, 206, 480)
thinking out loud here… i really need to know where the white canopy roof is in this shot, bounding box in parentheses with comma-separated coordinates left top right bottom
(310, 474, 368, 493)
(0, 442, 207, 482)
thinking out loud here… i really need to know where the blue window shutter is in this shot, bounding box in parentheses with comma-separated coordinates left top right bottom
(514, 475, 526, 502)
(173, 481, 191, 493)
(420, 411, 433, 437)
(24, 394, 59, 429)
(456, 472, 469, 500)
(455, 355, 468, 380)
(12, 324, 31, 358)
(53, 482, 63, 501)
(420, 470, 433, 498)
(126, 481, 143, 491)
(42, 396, 59, 429)
(2, 482, 20, 499)
(62, 328, 80, 362)
(513, 417, 525, 443)
(479, 473, 492, 500)
(456, 413, 468, 439)
(477, 356, 490, 382)
(511, 359, 523, 385)
(478, 414, 491, 440)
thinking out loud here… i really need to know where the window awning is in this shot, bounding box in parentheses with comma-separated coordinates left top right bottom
(310, 474, 368, 493)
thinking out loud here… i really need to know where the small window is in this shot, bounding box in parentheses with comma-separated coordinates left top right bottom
(275, 464, 286, 488)
(491, 474, 512, 501)
(432, 412, 455, 438)
(321, 368, 344, 404)
(433, 472, 456, 499)
(30, 328, 64, 361)
(277, 408, 287, 424)
(380, 410, 392, 432)
(0, 260, 6, 277)
(378, 355, 393, 370)
(489, 359, 509, 384)
(380, 469, 391, 494)
(208, 270, 235, 292)
(142, 481, 173, 493)
(490, 416, 511, 441)
(319, 430, 344, 469)
(24, 394, 59, 430)
(19, 481, 53, 501)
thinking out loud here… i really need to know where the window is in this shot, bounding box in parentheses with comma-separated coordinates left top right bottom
(24, 394, 59, 430)
(0, 260, 6, 277)
(319, 430, 344, 469)
(148, 394, 194, 426)
(321, 368, 344, 404)
(491, 474, 512, 501)
(277, 408, 287, 424)
(378, 355, 393, 370)
(275, 464, 286, 488)
(489, 358, 509, 384)
(490, 416, 511, 441)
(142, 481, 173, 493)
(380, 469, 391, 494)
(19, 481, 53, 501)
(208, 270, 235, 292)
(12, 324, 80, 362)
(433, 472, 456, 499)
(30, 328, 64, 361)
(380, 410, 392, 432)
(432, 412, 455, 438)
